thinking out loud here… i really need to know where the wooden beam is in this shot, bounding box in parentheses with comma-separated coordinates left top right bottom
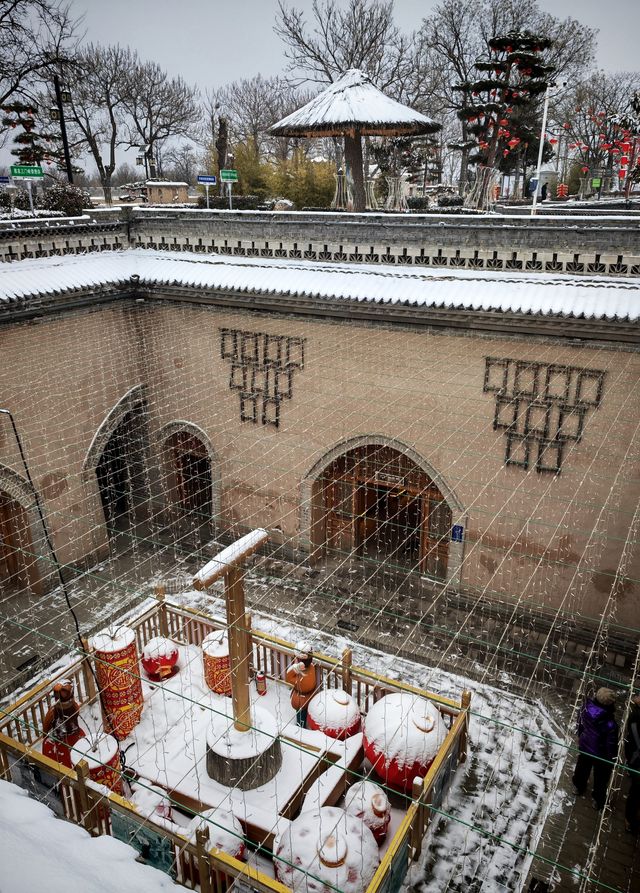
(192, 529, 268, 590)
(226, 566, 251, 731)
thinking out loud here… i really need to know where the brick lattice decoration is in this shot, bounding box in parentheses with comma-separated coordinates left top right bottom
(220, 329, 305, 428)
(483, 357, 606, 473)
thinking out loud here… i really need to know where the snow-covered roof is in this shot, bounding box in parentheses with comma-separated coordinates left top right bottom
(269, 68, 439, 137)
(145, 180, 188, 187)
(0, 249, 638, 322)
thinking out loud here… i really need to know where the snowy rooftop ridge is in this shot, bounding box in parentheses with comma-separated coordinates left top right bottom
(269, 68, 439, 136)
(0, 249, 638, 322)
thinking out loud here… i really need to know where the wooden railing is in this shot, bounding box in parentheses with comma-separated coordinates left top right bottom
(0, 595, 471, 893)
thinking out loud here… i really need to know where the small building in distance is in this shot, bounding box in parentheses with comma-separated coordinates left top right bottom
(145, 180, 189, 204)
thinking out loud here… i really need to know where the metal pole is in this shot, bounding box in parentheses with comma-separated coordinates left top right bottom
(53, 74, 73, 184)
(205, 183, 210, 209)
(228, 182, 233, 211)
(26, 180, 34, 216)
(531, 84, 551, 217)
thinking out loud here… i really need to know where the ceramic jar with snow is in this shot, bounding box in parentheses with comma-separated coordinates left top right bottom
(362, 692, 446, 792)
(274, 806, 379, 893)
(187, 807, 246, 861)
(92, 627, 143, 738)
(307, 688, 361, 739)
(344, 779, 391, 844)
(141, 636, 179, 680)
(70, 733, 122, 794)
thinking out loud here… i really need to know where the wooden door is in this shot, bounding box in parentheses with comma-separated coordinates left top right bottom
(420, 492, 451, 580)
(324, 475, 356, 554)
(0, 493, 32, 589)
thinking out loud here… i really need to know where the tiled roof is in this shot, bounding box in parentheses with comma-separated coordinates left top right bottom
(0, 249, 638, 321)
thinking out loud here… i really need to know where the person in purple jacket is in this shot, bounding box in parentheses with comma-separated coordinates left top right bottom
(572, 687, 619, 810)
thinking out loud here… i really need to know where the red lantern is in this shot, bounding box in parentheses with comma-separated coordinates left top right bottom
(499, 118, 509, 126)
(581, 166, 588, 173)
(620, 169, 627, 178)
(620, 155, 629, 165)
(508, 138, 520, 149)
(563, 122, 570, 130)
(503, 149, 509, 156)
(549, 138, 558, 144)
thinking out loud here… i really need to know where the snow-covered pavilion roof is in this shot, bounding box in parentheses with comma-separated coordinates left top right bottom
(0, 249, 638, 323)
(269, 69, 439, 137)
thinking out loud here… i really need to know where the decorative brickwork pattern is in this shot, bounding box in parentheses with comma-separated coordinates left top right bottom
(220, 328, 305, 429)
(483, 357, 606, 473)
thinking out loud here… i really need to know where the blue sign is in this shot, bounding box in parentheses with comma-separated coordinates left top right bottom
(0, 176, 10, 184)
(197, 174, 217, 184)
(451, 525, 464, 543)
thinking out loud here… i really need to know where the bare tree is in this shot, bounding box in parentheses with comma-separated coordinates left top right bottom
(275, 0, 411, 92)
(63, 44, 134, 204)
(163, 142, 200, 184)
(0, 0, 78, 107)
(120, 60, 199, 179)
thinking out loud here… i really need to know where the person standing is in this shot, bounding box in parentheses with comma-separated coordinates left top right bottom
(624, 694, 640, 834)
(286, 640, 320, 728)
(572, 687, 618, 810)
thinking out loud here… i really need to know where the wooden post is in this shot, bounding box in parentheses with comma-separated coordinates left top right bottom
(80, 637, 97, 702)
(226, 566, 251, 732)
(459, 689, 472, 764)
(244, 611, 253, 678)
(411, 776, 425, 858)
(341, 647, 353, 695)
(75, 759, 94, 834)
(0, 741, 11, 781)
(195, 826, 213, 893)
(155, 584, 168, 637)
(192, 529, 268, 735)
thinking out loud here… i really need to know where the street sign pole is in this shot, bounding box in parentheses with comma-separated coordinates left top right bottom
(228, 181, 233, 211)
(205, 183, 210, 209)
(26, 180, 34, 216)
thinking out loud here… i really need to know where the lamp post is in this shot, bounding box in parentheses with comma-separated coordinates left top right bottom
(531, 81, 566, 217)
(52, 74, 73, 184)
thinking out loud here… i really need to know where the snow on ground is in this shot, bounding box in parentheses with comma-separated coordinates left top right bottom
(0, 779, 178, 892)
(7, 576, 564, 893)
(174, 587, 565, 893)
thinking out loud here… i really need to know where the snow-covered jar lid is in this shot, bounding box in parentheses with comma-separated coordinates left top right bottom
(344, 780, 390, 826)
(92, 626, 135, 653)
(202, 630, 229, 657)
(131, 783, 173, 820)
(70, 733, 119, 771)
(274, 806, 379, 893)
(142, 636, 178, 660)
(308, 689, 360, 731)
(363, 692, 446, 767)
(187, 806, 244, 857)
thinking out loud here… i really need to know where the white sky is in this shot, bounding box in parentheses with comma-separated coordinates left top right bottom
(73, 0, 638, 88)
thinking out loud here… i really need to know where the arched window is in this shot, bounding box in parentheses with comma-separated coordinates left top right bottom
(164, 431, 212, 519)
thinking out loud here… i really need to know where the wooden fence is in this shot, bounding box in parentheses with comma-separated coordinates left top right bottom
(0, 595, 471, 893)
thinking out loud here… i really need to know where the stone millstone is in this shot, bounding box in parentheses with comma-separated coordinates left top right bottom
(206, 703, 282, 790)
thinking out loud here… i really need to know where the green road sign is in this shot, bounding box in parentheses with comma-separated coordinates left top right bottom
(10, 165, 44, 178)
(220, 169, 238, 182)
(591, 177, 602, 188)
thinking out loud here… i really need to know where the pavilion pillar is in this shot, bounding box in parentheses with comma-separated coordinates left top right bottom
(344, 130, 366, 212)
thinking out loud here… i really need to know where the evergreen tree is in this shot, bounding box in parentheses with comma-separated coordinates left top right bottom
(1, 101, 64, 167)
(454, 30, 554, 206)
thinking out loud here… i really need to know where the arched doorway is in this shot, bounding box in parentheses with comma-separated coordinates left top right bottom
(163, 431, 213, 519)
(314, 444, 453, 580)
(0, 490, 39, 593)
(95, 405, 148, 530)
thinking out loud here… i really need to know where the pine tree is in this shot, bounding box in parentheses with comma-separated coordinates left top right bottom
(1, 101, 64, 168)
(453, 30, 554, 208)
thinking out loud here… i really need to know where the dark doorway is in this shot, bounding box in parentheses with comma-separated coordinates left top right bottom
(96, 407, 148, 531)
(0, 491, 40, 593)
(165, 432, 212, 519)
(318, 445, 452, 580)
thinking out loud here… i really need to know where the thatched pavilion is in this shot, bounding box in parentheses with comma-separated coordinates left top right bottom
(269, 69, 440, 212)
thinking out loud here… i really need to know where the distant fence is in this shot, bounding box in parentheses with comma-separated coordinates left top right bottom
(0, 594, 470, 893)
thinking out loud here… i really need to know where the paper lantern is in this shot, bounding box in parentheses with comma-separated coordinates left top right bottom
(202, 630, 232, 695)
(188, 807, 245, 860)
(71, 734, 122, 794)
